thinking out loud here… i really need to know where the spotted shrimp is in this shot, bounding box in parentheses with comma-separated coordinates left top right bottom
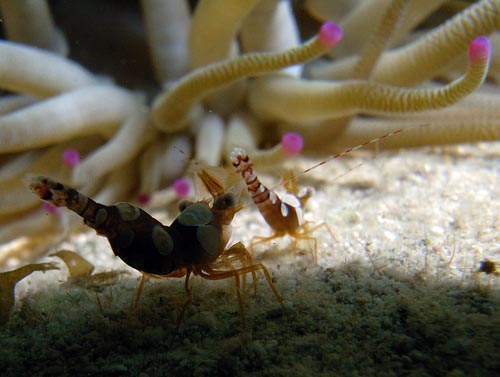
(28, 170, 285, 324)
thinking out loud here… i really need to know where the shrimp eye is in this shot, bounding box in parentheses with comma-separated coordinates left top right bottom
(213, 193, 236, 210)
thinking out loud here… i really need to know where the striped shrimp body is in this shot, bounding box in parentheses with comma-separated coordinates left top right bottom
(230, 123, 445, 265)
(230, 147, 334, 264)
(234, 149, 301, 232)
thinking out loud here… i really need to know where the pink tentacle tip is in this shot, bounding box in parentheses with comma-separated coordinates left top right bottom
(318, 22, 343, 47)
(43, 202, 59, 215)
(469, 36, 491, 62)
(62, 149, 80, 168)
(137, 192, 151, 205)
(281, 132, 304, 156)
(173, 178, 191, 198)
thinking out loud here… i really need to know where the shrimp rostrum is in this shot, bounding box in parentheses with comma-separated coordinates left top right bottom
(27, 171, 285, 323)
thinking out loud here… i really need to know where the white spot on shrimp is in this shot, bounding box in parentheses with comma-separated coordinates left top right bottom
(281, 193, 300, 208)
(269, 191, 278, 204)
(281, 203, 289, 217)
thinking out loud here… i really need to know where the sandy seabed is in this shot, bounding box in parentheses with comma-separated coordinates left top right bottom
(1, 143, 500, 377)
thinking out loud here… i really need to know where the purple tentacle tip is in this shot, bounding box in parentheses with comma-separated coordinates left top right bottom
(281, 132, 304, 156)
(43, 202, 59, 215)
(173, 178, 191, 198)
(62, 149, 80, 168)
(318, 21, 343, 47)
(137, 192, 150, 205)
(469, 36, 491, 62)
